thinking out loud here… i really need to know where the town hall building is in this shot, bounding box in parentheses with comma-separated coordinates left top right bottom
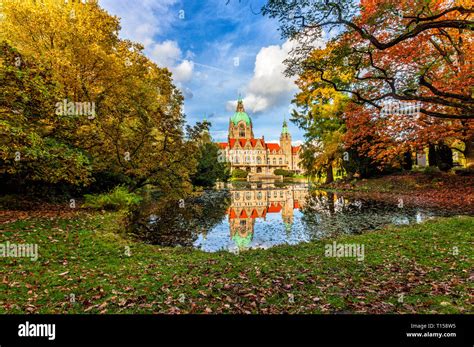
(218, 98, 303, 178)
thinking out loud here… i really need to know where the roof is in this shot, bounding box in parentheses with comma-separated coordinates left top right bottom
(228, 138, 265, 149)
(231, 111, 251, 126)
(218, 142, 228, 149)
(230, 99, 251, 126)
(266, 143, 280, 151)
(282, 119, 289, 134)
(291, 146, 301, 154)
(267, 203, 282, 213)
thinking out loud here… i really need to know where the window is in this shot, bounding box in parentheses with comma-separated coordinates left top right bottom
(279, 158, 283, 165)
(257, 192, 262, 200)
(257, 156, 262, 164)
(239, 125, 245, 137)
(273, 158, 276, 165)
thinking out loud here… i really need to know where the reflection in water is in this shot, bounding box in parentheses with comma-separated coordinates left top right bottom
(128, 182, 462, 252)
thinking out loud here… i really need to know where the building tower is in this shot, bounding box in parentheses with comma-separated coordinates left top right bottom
(228, 97, 254, 140)
(280, 118, 292, 169)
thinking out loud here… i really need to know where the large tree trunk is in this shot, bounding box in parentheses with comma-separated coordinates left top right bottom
(428, 143, 437, 167)
(325, 164, 334, 184)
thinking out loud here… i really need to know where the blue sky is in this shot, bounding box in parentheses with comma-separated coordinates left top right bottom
(99, 0, 305, 144)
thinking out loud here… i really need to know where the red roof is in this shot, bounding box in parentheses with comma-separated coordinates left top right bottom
(266, 143, 280, 151)
(229, 208, 237, 219)
(267, 203, 282, 213)
(293, 201, 300, 209)
(291, 146, 301, 154)
(226, 138, 265, 149)
(240, 209, 248, 218)
(218, 142, 228, 149)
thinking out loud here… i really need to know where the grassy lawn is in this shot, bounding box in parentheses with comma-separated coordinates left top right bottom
(0, 213, 472, 314)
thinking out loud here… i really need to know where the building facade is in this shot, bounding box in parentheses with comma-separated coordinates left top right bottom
(218, 98, 303, 176)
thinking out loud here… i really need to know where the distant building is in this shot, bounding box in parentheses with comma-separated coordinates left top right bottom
(218, 98, 303, 177)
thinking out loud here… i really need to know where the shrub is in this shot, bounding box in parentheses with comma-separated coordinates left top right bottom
(274, 169, 294, 177)
(83, 186, 142, 211)
(232, 169, 248, 179)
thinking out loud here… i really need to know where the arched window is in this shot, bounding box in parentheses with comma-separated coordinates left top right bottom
(257, 156, 261, 164)
(239, 124, 245, 137)
(279, 158, 283, 165)
(273, 158, 276, 165)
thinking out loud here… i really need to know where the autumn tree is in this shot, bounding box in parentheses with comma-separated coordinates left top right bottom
(0, 0, 199, 197)
(263, 0, 474, 166)
(292, 45, 350, 182)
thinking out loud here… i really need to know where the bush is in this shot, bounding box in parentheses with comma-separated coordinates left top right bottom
(274, 169, 294, 177)
(83, 186, 142, 211)
(232, 169, 248, 179)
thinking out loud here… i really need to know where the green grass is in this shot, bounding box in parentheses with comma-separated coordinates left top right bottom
(0, 213, 472, 314)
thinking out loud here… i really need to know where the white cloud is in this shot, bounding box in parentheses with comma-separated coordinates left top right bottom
(100, 0, 178, 48)
(100, 1, 194, 84)
(149, 40, 194, 83)
(226, 40, 298, 114)
(173, 60, 194, 83)
(150, 40, 181, 67)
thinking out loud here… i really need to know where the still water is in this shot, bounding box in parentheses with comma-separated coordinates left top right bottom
(129, 182, 463, 253)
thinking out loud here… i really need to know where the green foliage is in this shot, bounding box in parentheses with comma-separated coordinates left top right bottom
(232, 168, 248, 179)
(0, 1, 200, 198)
(273, 169, 294, 177)
(83, 186, 142, 211)
(191, 142, 230, 187)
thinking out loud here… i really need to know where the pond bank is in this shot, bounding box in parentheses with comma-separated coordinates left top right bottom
(1, 212, 472, 314)
(314, 172, 474, 214)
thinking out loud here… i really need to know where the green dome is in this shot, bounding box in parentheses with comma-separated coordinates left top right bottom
(231, 111, 251, 126)
(231, 98, 252, 126)
(232, 232, 252, 250)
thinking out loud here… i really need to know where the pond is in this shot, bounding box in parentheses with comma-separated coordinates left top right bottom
(128, 182, 466, 253)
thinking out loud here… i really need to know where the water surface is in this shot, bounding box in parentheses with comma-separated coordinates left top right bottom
(129, 182, 465, 252)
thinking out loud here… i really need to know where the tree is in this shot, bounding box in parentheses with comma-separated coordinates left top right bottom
(262, 0, 474, 166)
(190, 122, 230, 187)
(0, 43, 92, 186)
(292, 45, 349, 183)
(0, 0, 199, 197)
